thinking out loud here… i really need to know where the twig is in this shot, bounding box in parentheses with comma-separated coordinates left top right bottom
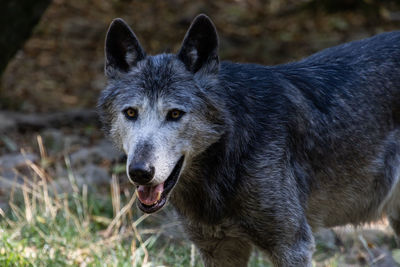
(0, 108, 99, 132)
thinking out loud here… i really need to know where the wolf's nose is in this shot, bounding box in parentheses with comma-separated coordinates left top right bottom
(128, 162, 155, 184)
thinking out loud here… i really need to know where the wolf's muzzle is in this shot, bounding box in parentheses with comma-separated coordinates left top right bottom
(128, 162, 155, 184)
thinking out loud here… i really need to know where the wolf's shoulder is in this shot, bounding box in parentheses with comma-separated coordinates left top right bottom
(219, 61, 274, 77)
(218, 61, 282, 92)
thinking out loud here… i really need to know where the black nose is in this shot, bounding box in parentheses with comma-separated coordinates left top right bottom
(128, 162, 155, 184)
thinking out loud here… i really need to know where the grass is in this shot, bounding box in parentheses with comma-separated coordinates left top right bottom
(0, 146, 276, 267)
(0, 150, 201, 267)
(0, 140, 387, 267)
(0, 153, 373, 267)
(0, 151, 343, 267)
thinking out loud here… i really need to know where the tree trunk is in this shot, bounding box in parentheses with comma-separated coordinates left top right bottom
(0, 0, 51, 77)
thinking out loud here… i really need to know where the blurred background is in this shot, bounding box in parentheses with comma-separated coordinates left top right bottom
(1, 0, 400, 266)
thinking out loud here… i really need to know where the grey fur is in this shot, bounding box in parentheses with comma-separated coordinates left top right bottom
(98, 14, 400, 267)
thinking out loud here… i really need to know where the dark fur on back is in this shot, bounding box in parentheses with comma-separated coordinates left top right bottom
(99, 15, 400, 266)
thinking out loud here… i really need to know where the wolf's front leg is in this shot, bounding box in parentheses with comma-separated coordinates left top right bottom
(184, 222, 252, 267)
(267, 239, 314, 267)
(252, 219, 314, 267)
(195, 236, 252, 267)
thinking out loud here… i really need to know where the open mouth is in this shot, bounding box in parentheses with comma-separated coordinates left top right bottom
(136, 156, 184, 213)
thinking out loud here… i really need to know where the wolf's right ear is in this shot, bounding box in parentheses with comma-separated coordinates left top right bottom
(105, 18, 145, 78)
(178, 14, 219, 74)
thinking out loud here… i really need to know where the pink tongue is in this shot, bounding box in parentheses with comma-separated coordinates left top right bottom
(137, 183, 164, 206)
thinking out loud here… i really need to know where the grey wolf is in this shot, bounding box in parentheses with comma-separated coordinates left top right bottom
(98, 14, 400, 266)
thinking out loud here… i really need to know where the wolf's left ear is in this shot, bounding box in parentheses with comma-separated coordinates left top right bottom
(105, 18, 146, 78)
(178, 14, 219, 74)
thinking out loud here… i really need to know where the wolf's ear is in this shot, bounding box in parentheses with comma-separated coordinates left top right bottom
(105, 18, 145, 78)
(178, 14, 219, 74)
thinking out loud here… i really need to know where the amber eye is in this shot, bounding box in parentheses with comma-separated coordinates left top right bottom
(124, 108, 138, 120)
(167, 109, 185, 121)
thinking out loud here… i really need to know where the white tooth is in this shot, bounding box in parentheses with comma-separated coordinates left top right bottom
(156, 191, 161, 202)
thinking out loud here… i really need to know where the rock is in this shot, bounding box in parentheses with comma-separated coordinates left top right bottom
(40, 129, 65, 153)
(372, 247, 399, 267)
(0, 153, 38, 207)
(75, 164, 110, 186)
(95, 139, 121, 160)
(0, 113, 16, 133)
(40, 128, 90, 154)
(0, 153, 38, 169)
(315, 228, 340, 251)
(52, 164, 111, 193)
(69, 139, 120, 167)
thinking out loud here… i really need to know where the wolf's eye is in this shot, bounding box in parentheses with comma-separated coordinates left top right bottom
(167, 109, 185, 121)
(124, 108, 138, 120)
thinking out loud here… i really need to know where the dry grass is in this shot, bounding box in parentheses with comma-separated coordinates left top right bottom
(0, 138, 200, 266)
(1, 137, 399, 266)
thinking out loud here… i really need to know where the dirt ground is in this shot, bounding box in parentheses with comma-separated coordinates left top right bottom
(1, 0, 400, 112)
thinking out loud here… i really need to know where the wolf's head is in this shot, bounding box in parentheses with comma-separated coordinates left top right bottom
(98, 15, 226, 213)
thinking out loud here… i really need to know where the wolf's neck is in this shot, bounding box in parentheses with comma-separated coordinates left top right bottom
(170, 133, 242, 225)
